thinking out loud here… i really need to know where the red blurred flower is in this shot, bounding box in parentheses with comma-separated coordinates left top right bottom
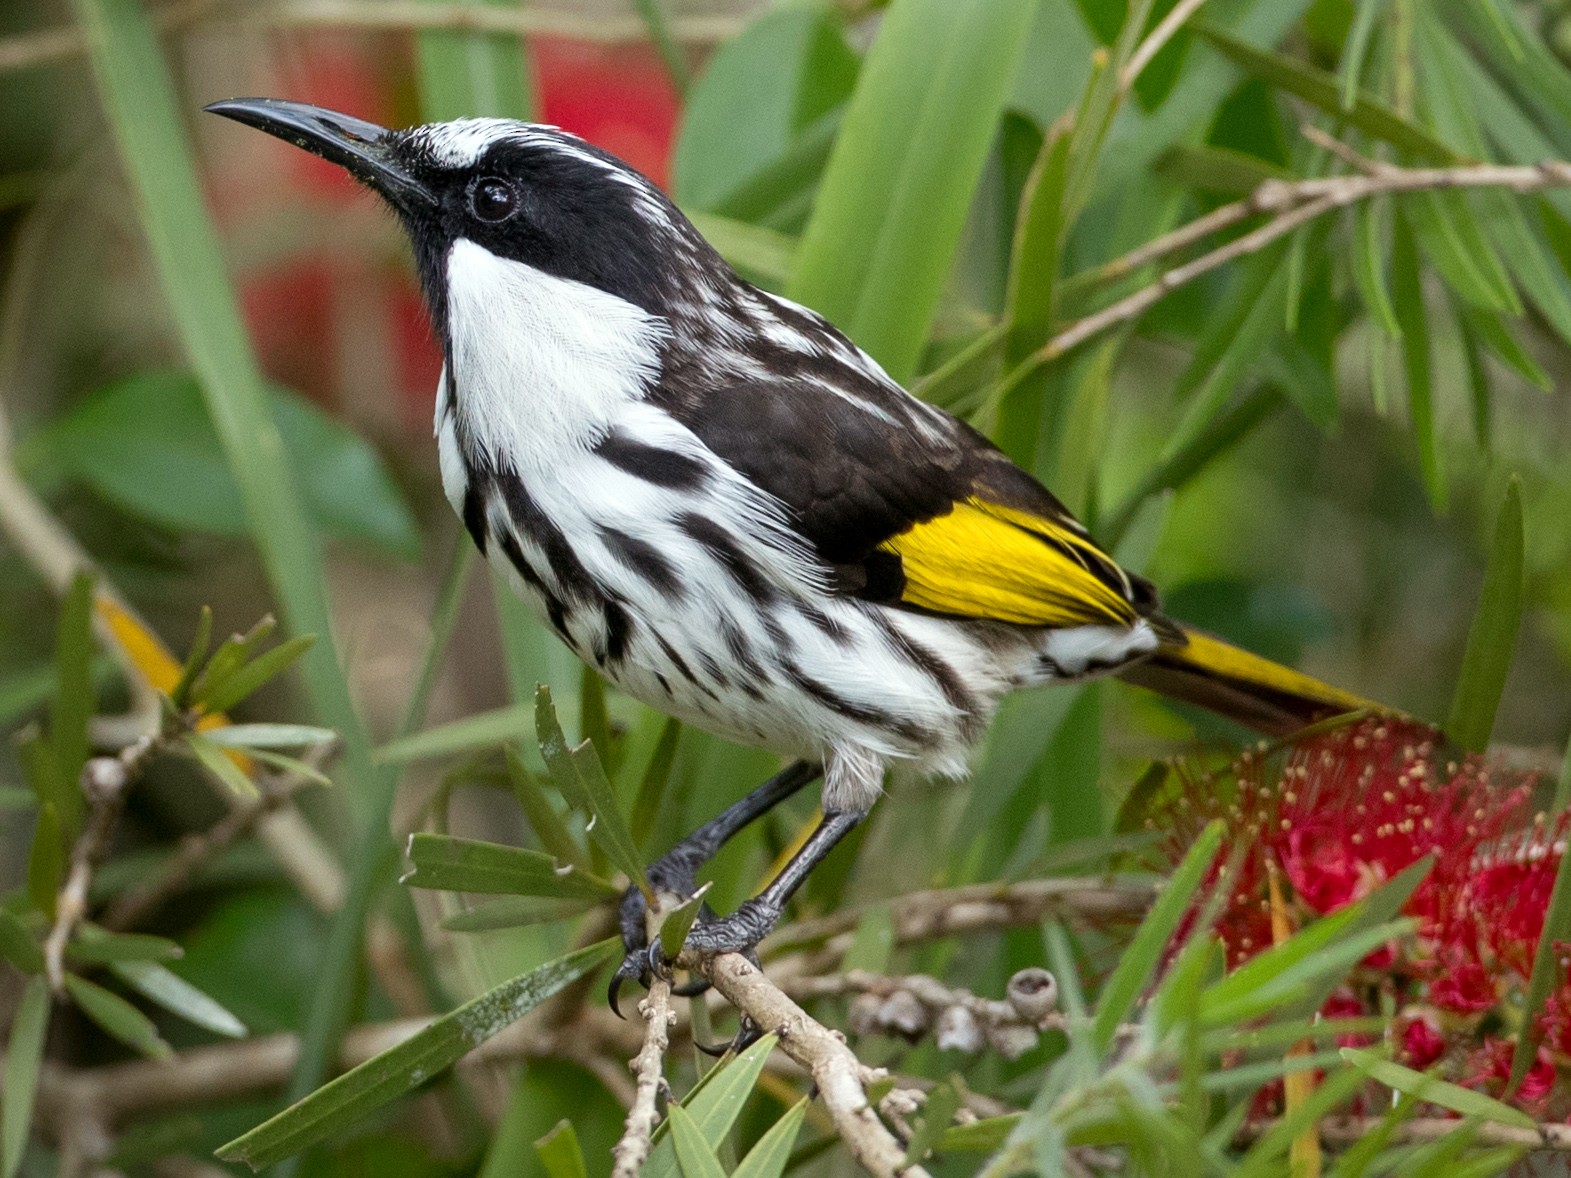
(1399, 1012, 1446, 1069)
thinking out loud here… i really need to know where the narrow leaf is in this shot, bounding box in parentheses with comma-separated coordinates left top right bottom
(376, 704, 536, 766)
(669, 1106, 727, 1178)
(1447, 477, 1524, 752)
(731, 1098, 808, 1178)
(64, 973, 172, 1061)
(2, 976, 49, 1178)
(1340, 0, 1390, 109)
(26, 804, 64, 919)
(0, 913, 42, 975)
(1508, 803, 1571, 1091)
(217, 940, 617, 1169)
(1092, 821, 1223, 1050)
(403, 833, 619, 900)
(51, 572, 94, 787)
(904, 1079, 963, 1165)
(645, 1035, 778, 1178)
(183, 732, 258, 798)
(1353, 200, 1401, 339)
(109, 959, 247, 1038)
(1391, 212, 1444, 512)
(1341, 1047, 1536, 1127)
(202, 724, 337, 750)
(629, 717, 681, 851)
(533, 1120, 590, 1178)
(506, 749, 590, 872)
(195, 635, 316, 715)
(67, 928, 181, 964)
(441, 895, 600, 933)
(535, 686, 649, 895)
(170, 604, 213, 707)
(658, 884, 710, 961)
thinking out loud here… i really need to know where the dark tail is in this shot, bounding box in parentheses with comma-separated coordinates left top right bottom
(1117, 623, 1372, 737)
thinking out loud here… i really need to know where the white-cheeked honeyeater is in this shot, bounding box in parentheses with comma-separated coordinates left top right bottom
(206, 100, 1371, 997)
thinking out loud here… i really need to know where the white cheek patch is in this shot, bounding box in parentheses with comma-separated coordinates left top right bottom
(443, 238, 669, 472)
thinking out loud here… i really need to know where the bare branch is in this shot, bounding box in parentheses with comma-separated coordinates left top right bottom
(610, 977, 674, 1178)
(1039, 146, 1571, 370)
(763, 875, 1157, 960)
(697, 952, 931, 1178)
(43, 741, 159, 993)
(0, 1, 743, 74)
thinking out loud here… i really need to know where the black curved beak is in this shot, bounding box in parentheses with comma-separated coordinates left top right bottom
(203, 98, 436, 212)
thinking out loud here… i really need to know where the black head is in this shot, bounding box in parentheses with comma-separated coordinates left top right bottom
(204, 98, 721, 337)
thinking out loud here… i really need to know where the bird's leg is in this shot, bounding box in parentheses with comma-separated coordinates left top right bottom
(610, 760, 818, 1013)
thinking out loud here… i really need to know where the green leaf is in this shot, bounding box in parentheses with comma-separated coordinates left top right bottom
(1195, 24, 1457, 163)
(1353, 199, 1401, 339)
(1406, 192, 1520, 315)
(1005, 123, 1073, 358)
(904, 1078, 963, 1166)
(2, 976, 49, 1178)
(377, 704, 537, 766)
(1152, 143, 1293, 195)
(506, 748, 591, 872)
(788, 0, 1037, 383)
(658, 884, 710, 961)
(0, 912, 42, 975)
(195, 634, 317, 715)
(1092, 821, 1223, 1051)
(669, 1105, 727, 1178)
(65, 973, 173, 1061)
(533, 1120, 589, 1178)
(216, 940, 618, 1170)
(51, 572, 94, 789)
(109, 959, 247, 1038)
(1508, 783, 1571, 1090)
(68, 928, 182, 964)
(0, 788, 35, 811)
(26, 803, 64, 919)
(731, 1098, 808, 1178)
(414, 0, 533, 123)
(629, 716, 681, 852)
(1341, 1048, 1536, 1128)
(441, 895, 601, 933)
(934, 1113, 1021, 1153)
(403, 833, 619, 900)
(674, 6, 858, 212)
(183, 732, 258, 799)
(645, 1034, 778, 1178)
(1340, 0, 1390, 109)
(535, 686, 649, 896)
(31, 373, 420, 557)
(19, 725, 79, 842)
(202, 724, 338, 750)
(1447, 477, 1524, 752)
(1391, 212, 1444, 512)
(243, 749, 333, 788)
(171, 605, 214, 707)
(190, 616, 276, 704)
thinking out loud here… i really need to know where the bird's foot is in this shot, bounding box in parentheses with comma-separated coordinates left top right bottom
(607, 894, 784, 1018)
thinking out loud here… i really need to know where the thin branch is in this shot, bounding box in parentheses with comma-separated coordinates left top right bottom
(697, 952, 931, 1178)
(610, 977, 674, 1178)
(43, 739, 160, 992)
(1120, 0, 1209, 94)
(0, 1, 743, 74)
(1032, 152, 1571, 370)
(763, 875, 1158, 960)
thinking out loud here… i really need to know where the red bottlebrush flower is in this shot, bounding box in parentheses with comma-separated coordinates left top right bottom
(1426, 946, 1499, 1016)
(1462, 1038, 1556, 1112)
(1399, 1012, 1446, 1069)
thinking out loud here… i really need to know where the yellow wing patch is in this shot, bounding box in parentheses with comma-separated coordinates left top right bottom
(879, 498, 1137, 628)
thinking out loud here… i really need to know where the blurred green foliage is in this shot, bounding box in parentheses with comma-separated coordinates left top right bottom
(2, 0, 1571, 1174)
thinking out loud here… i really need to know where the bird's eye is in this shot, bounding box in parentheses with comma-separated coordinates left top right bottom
(468, 177, 517, 223)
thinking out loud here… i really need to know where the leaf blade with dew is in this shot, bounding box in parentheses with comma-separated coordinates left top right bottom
(1091, 820, 1223, 1051)
(2, 976, 49, 1178)
(645, 1034, 778, 1178)
(64, 973, 173, 1061)
(402, 833, 619, 900)
(731, 1097, 808, 1178)
(1447, 476, 1524, 753)
(108, 960, 247, 1038)
(535, 685, 650, 896)
(216, 940, 618, 1170)
(1341, 1047, 1536, 1128)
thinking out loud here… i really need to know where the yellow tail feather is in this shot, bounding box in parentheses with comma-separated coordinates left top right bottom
(1117, 624, 1373, 737)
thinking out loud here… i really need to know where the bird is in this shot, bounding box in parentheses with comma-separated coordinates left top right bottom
(205, 99, 1370, 1004)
